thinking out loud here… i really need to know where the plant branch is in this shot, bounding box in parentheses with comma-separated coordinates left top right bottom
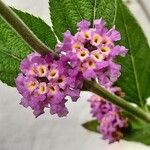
(84, 80, 150, 123)
(0, 0, 58, 56)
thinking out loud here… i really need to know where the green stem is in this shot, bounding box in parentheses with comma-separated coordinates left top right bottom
(0, 0, 58, 56)
(84, 80, 150, 123)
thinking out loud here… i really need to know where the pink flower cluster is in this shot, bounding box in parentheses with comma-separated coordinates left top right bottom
(16, 19, 128, 122)
(16, 53, 80, 117)
(89, 94, 128, 143)
(57, 19, 127, 88)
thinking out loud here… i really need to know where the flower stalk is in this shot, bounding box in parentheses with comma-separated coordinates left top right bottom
(1, 0, 150, 123)
(0, 0, 58, 56)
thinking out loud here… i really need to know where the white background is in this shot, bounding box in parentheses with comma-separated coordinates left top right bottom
(0, 0, 150, 150)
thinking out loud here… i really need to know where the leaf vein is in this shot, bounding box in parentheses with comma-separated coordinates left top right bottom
(112, 0, 117, 25)
(0, 49, 21, 61)
(119, 2, 143, 107)
(93, 0, 97, 26)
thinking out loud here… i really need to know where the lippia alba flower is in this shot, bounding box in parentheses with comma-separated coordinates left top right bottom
(57, 18, 128, 88)
(16, 53, 80, 117)
(89, 92, 128, 143)
(99, 111, 128, 143)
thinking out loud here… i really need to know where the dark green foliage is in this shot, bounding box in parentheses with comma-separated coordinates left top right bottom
(0, 9, 57, 86)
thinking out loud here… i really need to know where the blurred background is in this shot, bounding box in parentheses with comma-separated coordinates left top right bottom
(0, 0, 150, 150)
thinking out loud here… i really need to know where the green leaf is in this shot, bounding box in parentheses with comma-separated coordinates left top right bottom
(13, 8, 57, 49)
(49, 0, 92, 40)
(124, 124, 150, 145)
(94, 0, 117, 26)
(82, 120, 99, 132)
(49, 0, 117, 40)
(82, 119, 150, 145)
(115, 0, 150, 106)
(0, 16, 31, 86)
(0, 10, 57, 86)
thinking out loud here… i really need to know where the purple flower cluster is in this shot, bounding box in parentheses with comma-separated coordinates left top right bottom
(89, 94, 128, 143)
(16, 19, 128, 123)
(57, 19, 127, 88)
(16, 53, 80, 117)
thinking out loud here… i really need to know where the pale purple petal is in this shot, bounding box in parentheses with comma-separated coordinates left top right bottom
(77, 20, 90, 30)
(106, 26, 121, 41)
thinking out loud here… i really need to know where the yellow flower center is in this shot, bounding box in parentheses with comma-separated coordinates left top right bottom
(27, 81, 37, 91)
(92, 34, 102, 45)
(87, 60, 96, 69)
(77, 50, 89, 60)
(91, 52, 104, 62)
(83, 31, 91, 39)
(72, 43, 83, 52)
(48, 69, 59, 79)
(38, 83, 47, 94)
(37, 65, 47, 77)
(80, 52, 86, 57)
(101, 47, 110, 55)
